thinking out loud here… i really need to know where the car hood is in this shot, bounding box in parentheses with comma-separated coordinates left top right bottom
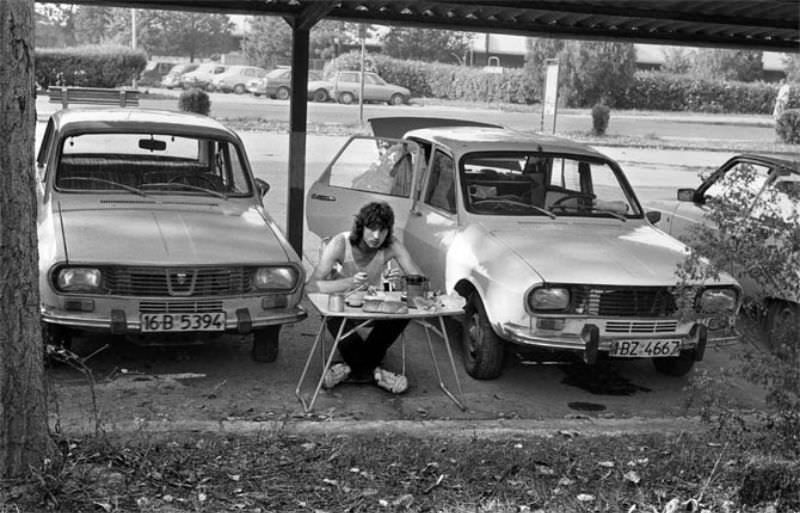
(483, 221, 699, 286)
(58, 204, 289, 265)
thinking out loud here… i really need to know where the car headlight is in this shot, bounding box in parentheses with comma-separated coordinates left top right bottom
(253, 267, 298, 291)
(55, 267, 102, 292)
(698, 287, 738, 313)
(528, 287, 570, 311)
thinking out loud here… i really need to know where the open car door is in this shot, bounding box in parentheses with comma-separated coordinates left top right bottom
(306, 136, 421, 242)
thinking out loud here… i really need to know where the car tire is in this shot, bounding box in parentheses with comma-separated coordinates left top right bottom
(338, 92, 355, 105)
(233, 84, 246, 94)
(252, 326, 280, 362)
(462, 293, 505, 379)
(652, 350, 695, 377)
(766, 300, 799, 352)
(312, 89, 329, 102)
(205, 84, 216, 92)
(276, 86, 290, 100)
(389, 93, 406, 106)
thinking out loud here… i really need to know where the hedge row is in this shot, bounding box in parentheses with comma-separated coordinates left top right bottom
(328, 51, 796, 114)
(326, 52, 539, 105)
(621, 71, 799, 114)
(36, 45, 147, 89)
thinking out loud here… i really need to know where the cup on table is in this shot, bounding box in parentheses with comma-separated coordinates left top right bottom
(328, 293, 344, 312)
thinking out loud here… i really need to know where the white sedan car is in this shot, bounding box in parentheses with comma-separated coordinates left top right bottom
(306, 118, 741, 378)
(36, 109, 306, 361)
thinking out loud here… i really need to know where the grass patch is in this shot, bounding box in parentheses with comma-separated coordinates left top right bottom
(2, 429, 797, 512)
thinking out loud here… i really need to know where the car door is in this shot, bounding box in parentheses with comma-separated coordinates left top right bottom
(402, 147, 460, 293)
(306, 136, 422, 242)
(363, 73, 383, 102)
(666, 157, 774, 242)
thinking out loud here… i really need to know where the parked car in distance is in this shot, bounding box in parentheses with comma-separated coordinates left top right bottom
(138, 61, 177, 87)
(308, 71, 410, 105)
(306, 118, 741, 379)
(248, 67, 322, 100)
(161, 63, 199, 89)
(181, 63, 227, 91)
(210, 65, 267, 94)
(36, 109, 307, 361)
(646, 153, 800, 349)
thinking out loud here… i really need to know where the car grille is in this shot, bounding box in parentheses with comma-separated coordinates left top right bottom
(570, 286, 678, 317)
(103, 266, 252, 297)
(139, 300, 224, 313)
(605, 320, 679, 334)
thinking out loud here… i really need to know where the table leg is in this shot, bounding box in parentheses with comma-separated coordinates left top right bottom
(296, 316, 347, 413)
(422, 316, 466, 410)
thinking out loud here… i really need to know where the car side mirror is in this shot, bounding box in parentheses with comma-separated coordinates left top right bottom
(255, 178, 270, 197)
(677, 188, 696, 202)
(645, 211, 661, 225)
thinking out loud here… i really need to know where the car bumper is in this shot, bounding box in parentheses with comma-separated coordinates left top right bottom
(501, 317, 738, 353)
(41, 295, 307, 334)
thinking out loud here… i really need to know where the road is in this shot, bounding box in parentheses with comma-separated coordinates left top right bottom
(37, 94, 769, 431)
(138, 87, 778, 143)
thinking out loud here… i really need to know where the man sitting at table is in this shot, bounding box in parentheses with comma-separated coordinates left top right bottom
(306, 201, 423, 394)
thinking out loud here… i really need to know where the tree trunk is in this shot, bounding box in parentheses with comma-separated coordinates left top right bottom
(0, 0, 52, 478)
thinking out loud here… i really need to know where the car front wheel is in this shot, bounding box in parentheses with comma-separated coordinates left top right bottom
(338, 92, 355, 104)
(462, 293, 505, 379)
(312, 89, 329, 102)
(252, 326, 280, 362)
(276, 86, 290, 100)
(652, 350, 695, 376)
(233, 84, 246, 94)
(388, 93, 406, 105)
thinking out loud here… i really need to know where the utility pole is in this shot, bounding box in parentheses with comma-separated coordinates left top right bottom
(131, 8, 138, 88)
(358, 23, 366, 125)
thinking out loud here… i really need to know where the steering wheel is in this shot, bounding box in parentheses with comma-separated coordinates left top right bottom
(168, 174, 219, 191)
(549, 192, 596, 210)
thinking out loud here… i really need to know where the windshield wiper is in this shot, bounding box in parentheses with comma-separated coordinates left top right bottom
(590, 208, 628, 221)
(59, 177, 148, 197)
(140, 182, 227, 199)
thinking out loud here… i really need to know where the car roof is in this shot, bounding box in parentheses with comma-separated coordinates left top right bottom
(732, 153, 800, 171)
(48, 109, 240, 140)
(404, 126, 609, 158)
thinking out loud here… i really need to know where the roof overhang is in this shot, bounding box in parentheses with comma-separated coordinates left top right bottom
(55, 0, 800, 52)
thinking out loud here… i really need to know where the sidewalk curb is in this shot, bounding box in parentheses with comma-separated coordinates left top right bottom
(58, 416, 706, 439)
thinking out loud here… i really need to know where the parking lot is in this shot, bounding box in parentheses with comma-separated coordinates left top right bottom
(38, 94, 773, 433)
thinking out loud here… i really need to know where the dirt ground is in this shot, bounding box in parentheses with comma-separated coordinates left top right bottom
(46, 295, 766, 437)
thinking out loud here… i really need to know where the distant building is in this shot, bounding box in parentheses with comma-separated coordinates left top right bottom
(468, 34, 789, 80)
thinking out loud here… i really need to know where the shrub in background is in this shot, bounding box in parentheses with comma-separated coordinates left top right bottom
(776, 109, 800, 144)
(591, 103, 610, 135)
(178, 88, 211, 116)
(36, 45, 146, 89)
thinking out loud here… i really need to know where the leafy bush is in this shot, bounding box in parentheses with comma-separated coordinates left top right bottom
(36, 45, 147, 89)
(591, 103, 610, 135)
(682, 164, 800, 453)
(776, 109, 800, 144)
(622, 72, 789, 113)
(178, 88, 211, 116)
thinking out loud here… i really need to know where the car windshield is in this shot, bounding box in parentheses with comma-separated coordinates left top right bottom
(55, 132, 253, 197)
(460, 152, 641, 218)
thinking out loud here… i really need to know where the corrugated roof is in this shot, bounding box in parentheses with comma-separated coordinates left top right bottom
(65, 0, 799, 51)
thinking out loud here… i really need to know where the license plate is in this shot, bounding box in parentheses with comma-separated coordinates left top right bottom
(140, 312, 226, 332)
(609, 339, 681, 358)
